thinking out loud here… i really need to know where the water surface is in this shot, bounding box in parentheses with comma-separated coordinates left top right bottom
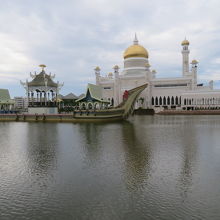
(0, 115, 220, 220)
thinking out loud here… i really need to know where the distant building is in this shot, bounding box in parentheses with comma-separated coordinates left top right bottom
(94, 35, 220, 111)
(14, 97, 28, 110)
(20, 65, 64, 114)
(0, 89, 14, 112)
(58, 93, 79, 112)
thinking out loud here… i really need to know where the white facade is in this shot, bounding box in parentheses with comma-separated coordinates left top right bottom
(14, 97, 28, 110)
(95, 36, 220, 111)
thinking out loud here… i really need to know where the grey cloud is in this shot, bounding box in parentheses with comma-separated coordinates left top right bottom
(0, 0, 220, 97)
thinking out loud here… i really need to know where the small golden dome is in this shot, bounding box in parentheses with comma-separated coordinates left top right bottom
(145, 63, 151, 68)
(124, 44, 149, 59)
(108, 72, 113, 76)
(181, 39, 190, 46)
(191, 59, 198, 64)
(152, 69, 156, 73)
(94, 66, 100, 71)
(113, 65, 119, 69)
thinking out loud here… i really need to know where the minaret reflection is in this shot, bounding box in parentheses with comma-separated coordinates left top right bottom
(26, 123, 58, 175)
(78, 123, 103, 163)
(121, 121, 152, 191)
(177, 119, 198, 200)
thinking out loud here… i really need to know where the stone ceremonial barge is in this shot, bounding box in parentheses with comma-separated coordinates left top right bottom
(0, 84, 147, 122)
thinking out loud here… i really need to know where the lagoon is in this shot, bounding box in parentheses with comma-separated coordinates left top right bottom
(0, 115, 220, 220)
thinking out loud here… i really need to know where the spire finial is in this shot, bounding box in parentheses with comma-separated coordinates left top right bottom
(39, 64, 46, 71)
(134, 33, 138, 45)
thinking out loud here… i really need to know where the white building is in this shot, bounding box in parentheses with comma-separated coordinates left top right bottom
(14, 97, 28, 110)
(95, 35, 220, 111)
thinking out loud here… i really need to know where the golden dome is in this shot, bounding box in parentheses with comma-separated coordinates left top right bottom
(113, 65, 119, 69)
(94, 66, 100, 71)
(124, 44, 148, 59)
(181, 39, 190, 46)
(191, 59, 198, 64)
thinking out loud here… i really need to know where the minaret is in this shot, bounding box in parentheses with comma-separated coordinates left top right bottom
(191, 59, 198, 87)
(94, 66, 101, 85)
(113, 65, 120, 106)
(181, 38, 190, 77)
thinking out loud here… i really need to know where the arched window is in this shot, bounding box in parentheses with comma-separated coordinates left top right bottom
(88, 103, 93, 110)
(82, 103, 86, 110)
(111, 98, 114, 106)
(175, 96, 178, 105)
(155, 97, 158, 105)
(167, 97, 170, 105)
(159, 97, 162, 105)
(171, 96, 174, 105)
(151, 97, 154, 105)
(163, 97, 166, 105)
(184, 99, 186, 105)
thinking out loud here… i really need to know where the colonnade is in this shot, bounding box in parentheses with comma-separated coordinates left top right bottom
(78, 102, 109, 110)
(28, 90, 57, 107)
(151, 96, 220, 109)
(151, 96, 181, 106)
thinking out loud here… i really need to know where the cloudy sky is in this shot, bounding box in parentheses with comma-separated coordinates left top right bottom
(1, 0, 220, 97)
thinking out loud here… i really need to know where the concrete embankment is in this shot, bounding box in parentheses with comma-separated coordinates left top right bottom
(0, 114, 77, 122)
(157, 110, 220, 115)
(0, 113, 123, 123)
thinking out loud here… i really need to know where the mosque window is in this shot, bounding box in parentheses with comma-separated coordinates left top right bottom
(175, 96, 179, 105)
(163, 97, 166, 105)
(104, 87, 112, 89)
(167, 97, 170, 105)
(171, 97, 174, 105)
(155, 97, 158, 105)
(151, 97, 154, 105)
(159, 97, 162, 105)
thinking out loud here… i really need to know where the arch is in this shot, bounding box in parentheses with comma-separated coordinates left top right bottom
(159, 97, 162, 105)
(87, 102, 93, 110)
(151, 97, 154, 105)
(163, 96, 166, 105)
(111, 98, 114, 106)
(171, 96, 174, 105)
(167, 96, 170, 105)
(184, 99, 186, 105)
(94, 102, 100, 110)
(155, 97, 158, 106)
(81, 102, 86, 110)
(175, 96, 178, 105)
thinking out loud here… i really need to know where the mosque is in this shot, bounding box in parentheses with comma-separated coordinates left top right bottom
(94, 35, 220, 111)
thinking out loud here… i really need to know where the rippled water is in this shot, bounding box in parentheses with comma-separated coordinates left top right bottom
(1, 115, 220, 220)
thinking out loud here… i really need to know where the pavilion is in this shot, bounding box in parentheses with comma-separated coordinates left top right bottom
(20, 65, 63, 114)
(76, 83, 110, 110)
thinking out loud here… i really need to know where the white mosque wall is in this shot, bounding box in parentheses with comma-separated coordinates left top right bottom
(94, 37, 220, 111)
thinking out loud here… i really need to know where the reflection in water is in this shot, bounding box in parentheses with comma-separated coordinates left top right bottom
(1, 116, 220, 220)
(122, 121, 151, 191)
(26, 123, 58, 175)
(178, 127, 198, 200)
(78, 123, 103, 162)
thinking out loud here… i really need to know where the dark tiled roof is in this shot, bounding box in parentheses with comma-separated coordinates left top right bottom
(28, 70, 58, 87)
(63, 93, 78, 99)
